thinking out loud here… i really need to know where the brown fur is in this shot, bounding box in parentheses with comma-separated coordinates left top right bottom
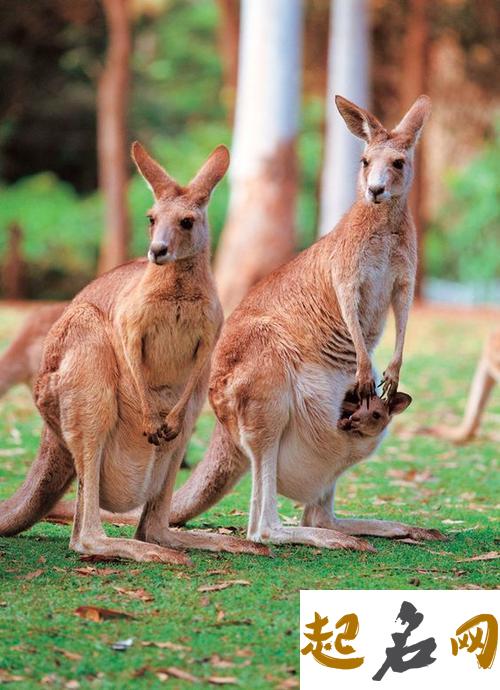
(171, 95, 444, 548)
(427, 330, 500, 443)
(0, 142, 268, 562)
(0, 303, 68, 397)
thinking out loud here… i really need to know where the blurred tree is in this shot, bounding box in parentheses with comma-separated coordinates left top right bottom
(319, 0, 369, 236)
(216, 0, 240, 118)
(97, 0, 131, 273)
(401, 0, 429, 301)
(2, 223, 25, 299)
(214, 0, 303, 313)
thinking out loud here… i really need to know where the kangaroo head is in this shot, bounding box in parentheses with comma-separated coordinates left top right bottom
(335, 94, 431, 206)
(131, 142, 230, 265)
(338, 392, 412, 437)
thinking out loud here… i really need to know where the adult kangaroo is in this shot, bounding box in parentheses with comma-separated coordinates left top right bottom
(0, 142, 267, 563)
(170, 95, 444, 549)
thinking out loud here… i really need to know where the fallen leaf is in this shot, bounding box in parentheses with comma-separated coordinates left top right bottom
(19, 569, 44, 581)
(0, 670, 25, 683)
(38, 555, 47, 564)
(141, 641, 190, 651)
(206, 569, 233, 577)
(113, 586, 154, 602)
(210, 655, 235, 669)
(165, 667, 199, 683)
(40, 674, 59, 686)
(65, 682, 80, 689)
(74, 566, 120, 577)
(458, 551, 499, 563)
(74, 606, 135, 622)
(156, 671, 170, 682)
(207, 676, 239, 685)
(198, 580, 250, 593)
(54, 648, 83, 661)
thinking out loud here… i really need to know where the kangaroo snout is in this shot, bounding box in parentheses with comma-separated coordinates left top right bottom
(368, 184, 385, 203)
(148, 240, 170, 265)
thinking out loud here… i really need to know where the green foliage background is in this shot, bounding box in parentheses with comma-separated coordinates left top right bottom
(0, 0, 498, 298)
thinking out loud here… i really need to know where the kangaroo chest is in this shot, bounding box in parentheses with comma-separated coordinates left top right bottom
(141, 300, 207, 388)
(358, 235, 400, 347)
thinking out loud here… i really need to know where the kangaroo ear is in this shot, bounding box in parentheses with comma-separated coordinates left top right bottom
(131, 141, 179, 200)
(388, 392, 412, 415)
(392, 95, 431, 147)
(188, 145, 230, 205)
(335, 95, 386, 143)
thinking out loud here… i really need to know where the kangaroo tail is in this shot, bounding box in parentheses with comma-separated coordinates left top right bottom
(0, 425, 75, 536)
(170, 421, 249, 526)
(0, 302, 67, 398)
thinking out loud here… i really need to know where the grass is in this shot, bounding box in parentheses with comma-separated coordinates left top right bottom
(0, 303, 498, 689)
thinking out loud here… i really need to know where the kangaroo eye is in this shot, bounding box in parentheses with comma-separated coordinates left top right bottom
(393, 159, 404, 170)
(147, 215, 155, 226)
(372, 411, 381, 420)
(361, 157, 369, 168)
(180, 217, 193, 230)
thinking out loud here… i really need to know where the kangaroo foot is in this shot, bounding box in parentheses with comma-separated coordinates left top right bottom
(140, 528, 271, 556)
(250, 526, 376, 552)
(71, 535, 191, 565)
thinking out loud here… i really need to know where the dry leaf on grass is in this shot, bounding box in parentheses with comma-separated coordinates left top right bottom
(19, 569, 44, 581)
(165, 667, 199, 683)
(54, 648, 83, 661)
(74, 605, 135, 622)
(207, 677, 239, 685)
(198, 580, 250, 593)
(0, 670, 25, 683)
(209, 655, 235, 669)
(458, 551, 499, 563)
(74, 566, 120, 577)
(141, 641, 190, 652)
(113, 586, 154, 602)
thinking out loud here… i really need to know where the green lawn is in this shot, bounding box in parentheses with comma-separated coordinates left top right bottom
(0, 304, 498, 689)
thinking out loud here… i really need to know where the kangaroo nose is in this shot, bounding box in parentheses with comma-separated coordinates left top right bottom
(148, 241, 169, 264)
(369, 184, 385, 199)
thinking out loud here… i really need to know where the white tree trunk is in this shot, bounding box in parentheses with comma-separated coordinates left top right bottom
(214, 0, 303, 314)
(319, 0, 370, 236)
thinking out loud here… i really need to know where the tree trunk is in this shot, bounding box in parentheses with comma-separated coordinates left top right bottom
(214, 0, 303, 314)
(97, 0, 131, 275)
(401, 0, 429, 302)
(319, 0, 370, 236)
(216, 0, 240, 119)
(2, 223, 25, 299)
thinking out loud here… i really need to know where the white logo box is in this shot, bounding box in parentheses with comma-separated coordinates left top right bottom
(300, 589, 499, 690)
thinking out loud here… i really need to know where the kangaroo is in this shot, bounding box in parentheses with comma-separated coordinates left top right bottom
(427, 330, 500, 443)
(0, 142, 267, 563)
(0, 302, 68, 398)
(170, 94, 444, 549)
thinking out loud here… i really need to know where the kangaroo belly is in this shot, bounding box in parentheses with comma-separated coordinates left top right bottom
(276, 364, 382, 505)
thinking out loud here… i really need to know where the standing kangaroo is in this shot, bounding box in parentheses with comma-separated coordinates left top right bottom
(428, 330, 500, 443)
(0, 142, 266, 563)
(0, 302, 68, 398)
(170, 95, 444, 549)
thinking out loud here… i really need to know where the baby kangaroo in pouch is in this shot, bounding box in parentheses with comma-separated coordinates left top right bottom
(171, 94, 445, 549)
(0, 142, 267, 563)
